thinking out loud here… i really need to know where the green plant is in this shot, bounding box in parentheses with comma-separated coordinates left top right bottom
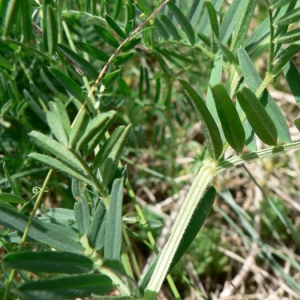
(1, 0, 300, 299)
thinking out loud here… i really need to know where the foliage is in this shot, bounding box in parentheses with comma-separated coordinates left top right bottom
(1, 0, 300, 299)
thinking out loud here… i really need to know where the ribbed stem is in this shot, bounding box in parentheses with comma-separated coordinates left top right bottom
(143, 160, 218, 299)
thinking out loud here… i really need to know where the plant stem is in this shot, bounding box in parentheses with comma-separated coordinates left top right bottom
(143, 160, 218, 299)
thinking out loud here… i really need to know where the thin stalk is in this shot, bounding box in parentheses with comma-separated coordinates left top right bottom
(266, 0, 275, 74)
(143, 160, 218, 299)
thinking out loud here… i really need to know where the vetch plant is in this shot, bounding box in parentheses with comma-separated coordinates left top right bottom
(1, 0, 300, 299)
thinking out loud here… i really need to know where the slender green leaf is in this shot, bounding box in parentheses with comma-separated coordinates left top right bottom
(0, 55, 13, 70)
(113, 0, 122, 20)
(46, 110, 68, 146)
(77, 41, 109, 62)
(275, 28, 300, 44)
(122, 37, 141, 52)
(231, 0, 258, 53)
(84, 111, 117, 157)
(237, 48, 291, 143)
(273, 44, 300, 75)
(69, 109, 90, 150)
(3, 0, 19, 38)
(49, 67, 85, 103)
(179, 79, 223, 160)
(155, 18, 169, 39)
(29, 131, 83, 172)
(211, 84, 245, 153)
(167, 1, 195, 44)
(270, 0, 297, 10)
(28, 153, 94, 187)
(88, 201, 107, 250)
(294, 118, 300, 131)
(57, 44, 99, 79)
(0, 99, 13, 116)
(118, 77, 131, 96)
(74, 193, 90, 235)
(125, 2, 135, 35)
(3, 162, 20, 196)
(4, 252, 94, 274)
(205, 1, 219, 38)
(283, 60, 300, 107)
(93, 126, 126, 169)
(16, 98, 30, 116)
(21, 0, 32, 43)
(76, 114, 110, 151)
(219, 0, 245, 44)
(0, 193, 26, 204)
(94, 25, 120, 48)
(102, 69, 120, 88)
(53, 98, 71, 136)
(0, 203, 83, 253)
(19, 274, 113, 300)
(187, 0, 204, 27)
(104, 178, 124, 261)
(276, 7, 300, 26)
(46, 5, 58, 55)
(160, 15, 181, 40)
(237, 87, 277, 145)
(113, 51, 135, 66)
(105, 14, 127, 38)
(102, 125, 131, 186)
(136, 0, 152, 15)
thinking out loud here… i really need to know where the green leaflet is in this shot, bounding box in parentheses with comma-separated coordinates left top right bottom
(19, 274, 113, 300)
(53, 99, 71, 136)
(46, 5, 58, 55)
(4, 252, 94, 274)
(57, 44, 99, 79)
(237, 48, 291, 143)
(21, 0, 32, 43)
(272, 45, 300, 76)
(0, 192, 26, 204)
(102, 69, 121, 88)
(179, 79, 223, 160)
(276, 7, 300, 26)
(283, 60, 300, 107)
(104, 178, 124, 261)
(160, 15, 181, 40)
(88, 201, 107, 250)
(122, 37, 141, 52)
(270, 0, 297, 10)
(28, 153, 94, 187)
(211, 84, 245, 154)
(167, 1, 195, 44)
(93, 126, 126, 170)
(275, 28, 300, 44)
(236, 87, 277, 145)
(205, 1, 219, 38)
(0, 203, 83, 253)
(29, 131, 83, 172)
(94, 25, 120, 48)
(68, 109, 90, 150)
(77, 42, 110, 62)
(101, 125, 131, 186)
(74, 193, 90, 235)
(76, 114, 110, 151)
(105, 14, 127, 39)
(49, 67, 85, 103)
(219, 0, 245, 44)
(46, 109, 68, 146)
(113, 0, 122, 20)
(112, 51, 135, 66)
(230, 0, 258, 53)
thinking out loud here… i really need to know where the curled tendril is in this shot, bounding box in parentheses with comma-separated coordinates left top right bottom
(32, 186, 49, 194)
